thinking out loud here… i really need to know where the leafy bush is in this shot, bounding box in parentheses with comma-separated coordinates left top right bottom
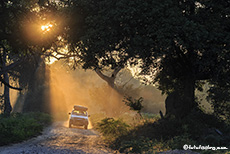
(119, 137, 154, 153)
(102, 110, 230, 153)
(142, 113, 160, 120)
(0, 112, 51, 146)
(123, 96, 143, 114)
(119, 137, 169, 153)
(96, 117, 129, 137)
(167, 134, 198, 150)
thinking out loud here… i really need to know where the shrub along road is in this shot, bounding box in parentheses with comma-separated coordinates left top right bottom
(0, 121, 116, 154)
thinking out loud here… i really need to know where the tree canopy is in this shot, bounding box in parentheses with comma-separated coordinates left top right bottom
(0, 0, 229, 118)
(62, 0, 230, 118)
(0, 0, 64, 114)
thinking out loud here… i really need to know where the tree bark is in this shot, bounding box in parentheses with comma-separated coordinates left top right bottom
(3, 72, 12, 116)
(95, 67, 122, 90)
(2, 50, 12, 116)
(165, 77, 197, 118)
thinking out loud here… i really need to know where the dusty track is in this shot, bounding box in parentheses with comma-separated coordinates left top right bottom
(0, 121, 115, 154)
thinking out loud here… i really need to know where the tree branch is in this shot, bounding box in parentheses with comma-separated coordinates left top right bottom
(111, 66, 122, 78)
(95, 68, 110, 83)
(47, 54, 76, 60)
(43, 51, 77, 60)
(0, 76, 22, 91)
(0, 43, 25, 75)
(0, 59, 24, 76)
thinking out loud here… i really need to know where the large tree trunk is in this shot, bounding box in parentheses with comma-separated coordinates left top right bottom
(2, 49, 12, 116)
(165, 77, 197, 118)
(3, 72, 12, 116)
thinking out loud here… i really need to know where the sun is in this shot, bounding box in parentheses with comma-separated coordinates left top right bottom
(41, 23, 53, 32)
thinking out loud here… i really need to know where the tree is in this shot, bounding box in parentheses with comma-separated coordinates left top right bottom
(63, 0, 230, 118)
(95, 67, 122, 90)
(123, 96, 143, 118)
(0, 0, 30, 115)
(0, 0, 64, 115)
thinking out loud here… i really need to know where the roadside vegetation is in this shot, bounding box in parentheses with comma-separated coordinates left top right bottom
(94, 112, 230, 154)
(0, 112, 52, 146)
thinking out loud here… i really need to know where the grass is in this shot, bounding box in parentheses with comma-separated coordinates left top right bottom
(93, 111, 230, 154)
(96, 117, 129, 137)
(0, 112, 52, 146)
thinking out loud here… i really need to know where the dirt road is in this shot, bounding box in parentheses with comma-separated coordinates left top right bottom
(0, 121, 116, 154)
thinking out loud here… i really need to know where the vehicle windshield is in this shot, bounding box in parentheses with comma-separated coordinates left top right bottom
(72, 110, 87, 116)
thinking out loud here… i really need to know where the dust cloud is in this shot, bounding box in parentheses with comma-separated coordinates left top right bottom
(2, 60, 213, 118)
(47, 61, 130, 120)
(7, 60, 166, 118)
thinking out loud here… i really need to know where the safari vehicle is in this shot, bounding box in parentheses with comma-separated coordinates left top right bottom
(69, 105, 90, 129)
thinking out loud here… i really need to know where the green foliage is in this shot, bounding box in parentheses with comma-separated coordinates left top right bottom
(123, 96, 143, 114)
(96, 118, 129, 137)
(119, 137, 158, 153)
(167, 134, 198, 150)
(22, 112, 52, 126)
(0, 0, 64, 115)
(63, 0, 230, 118)
(142, 113, 160, 120)
(208, 83, 230, 124)
(99, 111, 230, 153)
(0, 112, 51, 146)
